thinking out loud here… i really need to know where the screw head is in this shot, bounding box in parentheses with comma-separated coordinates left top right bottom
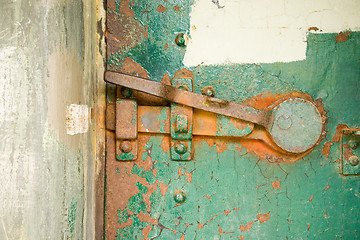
(349, 155, 359, 166)
(174, 142, 188, 155)
(174, 190, 187, 203)
(120, 141, 132, 153)
(175, 33, 186, 46)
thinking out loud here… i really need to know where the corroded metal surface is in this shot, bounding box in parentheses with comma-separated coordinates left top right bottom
(106, 72, 324, 153)
(105, 0, 360, 239)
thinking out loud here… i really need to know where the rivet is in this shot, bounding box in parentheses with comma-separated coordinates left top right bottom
(175, 33, 186, 46)
(174, 141, 188, 155)
(174, 190, 187, 203)
(120, 141, 132, 153)
(349, 155, 359, 166)
(201, 86, 215, 97)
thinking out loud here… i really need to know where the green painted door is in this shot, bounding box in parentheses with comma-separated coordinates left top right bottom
(105, 1, 360, 239)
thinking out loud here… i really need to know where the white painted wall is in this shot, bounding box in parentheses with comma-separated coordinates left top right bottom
(184, 0, 360, 66)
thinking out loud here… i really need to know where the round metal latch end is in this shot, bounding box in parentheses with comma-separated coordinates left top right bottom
(174, 190, 187, 203)
(268, 98, 323, 153)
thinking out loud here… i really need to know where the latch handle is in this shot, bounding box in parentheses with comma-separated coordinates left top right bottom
(105, 71, 324, 153)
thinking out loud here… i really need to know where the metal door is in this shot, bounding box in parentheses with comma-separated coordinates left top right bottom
(104, 0, 360, 239)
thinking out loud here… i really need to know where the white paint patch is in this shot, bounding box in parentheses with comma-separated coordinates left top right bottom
(66, 104, 90, 135)
(183, 0, 360, 66)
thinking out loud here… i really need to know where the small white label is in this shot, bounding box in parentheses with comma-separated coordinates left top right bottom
(66, 104, 90, 135)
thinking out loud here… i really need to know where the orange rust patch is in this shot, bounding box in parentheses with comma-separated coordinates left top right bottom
(157, 5, 166, 12)
(257, 213, 270, 223)
(240, 221, 255, 232)
(181, 235, 185, 240)
(184, 172, 193, 182)
(272, 180, 280, 189)
(335, 31, 350, 43)
(219, 225, 234, 235)
(307, 223, 310, 231)
(159, 182, 168, 196)
(325, 185, 330, 190)
(309, 195, 313, 202)
(333, 124, 349, 143)
(205, 194, 211, 200)
(308, 27, 319, 31)
(142, 225, 153, 240)
(174, 68, 193, 79)
(137, 212, 158, 225)
(198, 214, 217, 229)
(216, 141, 228, 153)
(238, 237, 245, 240)
(175, 221, 179, 226)
(160, 136, 169, 153)
(165, 43, 169, 50)
(174, 5, 180, 11)
(144, 26, 148, 39)
(343, 144, 353, 161)
(224, 208, 239, 216)
(322, 142, 333, 156)
(119, 57, 148, 78)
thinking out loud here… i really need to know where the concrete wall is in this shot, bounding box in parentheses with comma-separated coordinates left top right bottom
(0, 0, 105, 239)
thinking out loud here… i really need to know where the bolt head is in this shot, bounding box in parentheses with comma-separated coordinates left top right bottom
(201, 86, 215, 97)
(174, 142, 188, 155)
(174, 190, 187, 203)
(120, 141, 132, 153)
(175, 33, 186, 46)
(349, 155, 359, 166)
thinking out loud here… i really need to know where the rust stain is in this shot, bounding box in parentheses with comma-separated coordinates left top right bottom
(309, 195, 314, 202)
(142, 225, 153, 240)
(106, 1, 145, 58)
(257, 213, 270, 223)
(335, 31, 350, 43)
(197, 214, 217, 229)
(205, 194, 211, 200)
(174, 5, 180, 11)
(175, 221, 179, 226)
(164, 43, 169, 50)
(308, 26, 319, 31)
(181, 235, 185, 240)
(184, 172, 193, 182)
(224, 208, 239, 216)
(219, 225, 234, 235)
(174, 68, 193, 79)
(238, 237, 245, 240)
(239, 221, 255, 232)
(324, 185, 330, 190)
(322, 142, 333, 156)
(159, 182, 168, 196)
(343, 144, 353, 161)
(333, 124, 349, 143)
(157, 5, 166, 12)
(160, 136, 169, 153)
(216, 140, 228, 153)
(271, 180, 280, 189)
(137, 212, 158, 225)
(307, 223, 311, 231)
(144, 26, 148, 39)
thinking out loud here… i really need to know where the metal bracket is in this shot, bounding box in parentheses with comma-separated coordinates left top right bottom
(340, 127, 360, 175)
(115, 93, 138, 161)
(171, 78, 193, 161)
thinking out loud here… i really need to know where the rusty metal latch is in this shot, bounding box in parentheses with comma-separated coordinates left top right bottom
(105, 71, 325, 156)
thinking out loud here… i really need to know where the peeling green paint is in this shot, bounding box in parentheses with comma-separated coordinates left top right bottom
(106, 0, 360, 239)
